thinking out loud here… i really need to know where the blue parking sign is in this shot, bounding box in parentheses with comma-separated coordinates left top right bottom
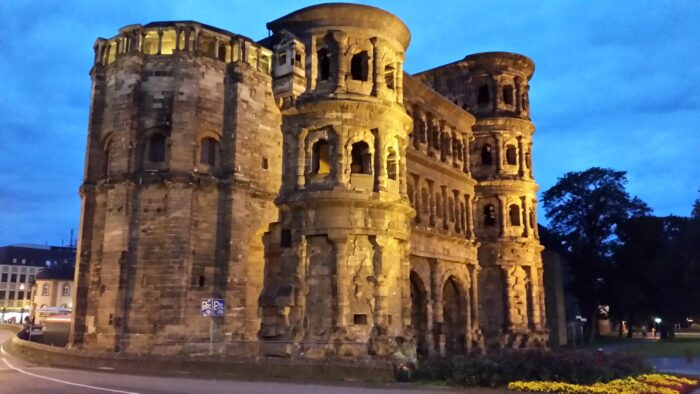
(201, 298, 225, 317)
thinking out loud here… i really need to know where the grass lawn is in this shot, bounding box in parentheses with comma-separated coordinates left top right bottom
(620, 338, 700, 358)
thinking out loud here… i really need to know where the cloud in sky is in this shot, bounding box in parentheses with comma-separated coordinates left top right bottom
(0, 0, 698, 246)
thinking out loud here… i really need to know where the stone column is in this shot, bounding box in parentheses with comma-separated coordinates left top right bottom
(375, 130, 387, 192)
(396, 61, 404, 104)
(498, 196, 507, 237)
(441, 186, 449, 230)
(183, 28, 191, 52)
(399, 142, 408, 196)
(307, 36, 317, 91)
(470, 266, 480, 331)
(429, 260, 444, 355)
(295, 131, 307, 189)
(330, 234, 349, 328)
(428, 181, 436, 227)
(520, 196, 529, 238)
(517, 136, 525, 176)
(495, 135, 503, 174)
(463, 135, 471, 174)
(332, 31, 347, 93)
(157, 30, 163, 55)
(371, 236, 390, 330)
(464, 268, 472, 351)
(532, 200, 540, 239)
(414, 176, 422, 224)
(502, 265, 515, 331)
(214, 37, 220, 60)
(529, 265, 542, 330)
(370, 37, 385, 97)
(466, 194, 474, 240)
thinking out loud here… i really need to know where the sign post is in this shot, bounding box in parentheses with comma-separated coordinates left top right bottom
(201, 299, 225, 356)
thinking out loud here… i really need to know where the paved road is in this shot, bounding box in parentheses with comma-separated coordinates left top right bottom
(1, 330, 487, 394)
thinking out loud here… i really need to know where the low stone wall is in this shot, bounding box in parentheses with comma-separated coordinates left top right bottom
(5, 335, 394, 383)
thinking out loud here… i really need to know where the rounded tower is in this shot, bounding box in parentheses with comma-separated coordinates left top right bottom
(467, 53, 546, 349)
(260, 4, 414, 357)
(416, 52, 546, 349)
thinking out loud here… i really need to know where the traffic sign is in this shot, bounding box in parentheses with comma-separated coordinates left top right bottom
(201, 298, 225, 317)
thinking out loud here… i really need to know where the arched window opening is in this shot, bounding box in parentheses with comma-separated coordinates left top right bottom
(525, 151, 531, 168)
(350, 141, 371, 174)
(481, 144, 493, 166)
(509, 204, 521, 226)
(148, 134, 166, 163)
(350, 51, 368, 81)
(384, 64, 395, 89)
(217, 44, 228, 62)
(387, 149, 398, 180)
(477, 84, 490, 105)
(200, 137, 219, 167)
(484, 204, 496, 227)
(503, 85, 514, 105)
(421, 188, 430, 215)
(311, 139, 331, 174)
(435, 193, 443, 218)
(62, 283, 71, 297)
(41, 284, 49, 296)
(506, 145, 517, 165)
(317, 48, 330, 81)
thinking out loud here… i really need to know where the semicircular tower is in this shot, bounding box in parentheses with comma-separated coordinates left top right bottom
(259, 4, 414, 357)
(417, 52, 547, 349)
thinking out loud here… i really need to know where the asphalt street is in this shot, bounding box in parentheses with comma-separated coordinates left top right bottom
(0, 329, 482, 394)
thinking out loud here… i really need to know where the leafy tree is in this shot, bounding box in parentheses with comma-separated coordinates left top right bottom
(542, 167, 650, 340)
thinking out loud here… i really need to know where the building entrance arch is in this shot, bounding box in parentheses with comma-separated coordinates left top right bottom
(443, 276, 467, 355)
(410, 271, 429, 356)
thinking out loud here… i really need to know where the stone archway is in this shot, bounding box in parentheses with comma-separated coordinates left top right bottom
(443, 276, 467, 355)
(410, 271, 429, 356)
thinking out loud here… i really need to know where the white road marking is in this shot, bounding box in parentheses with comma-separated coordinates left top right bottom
(2, 357, 140, 394)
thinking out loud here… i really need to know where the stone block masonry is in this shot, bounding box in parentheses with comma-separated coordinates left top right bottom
(71, 4, 549, 359)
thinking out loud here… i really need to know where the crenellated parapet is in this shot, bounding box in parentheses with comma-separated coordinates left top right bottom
(93, 21, 272, 73)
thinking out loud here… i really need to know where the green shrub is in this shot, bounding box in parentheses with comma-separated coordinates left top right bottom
(413, 349, 652, 387)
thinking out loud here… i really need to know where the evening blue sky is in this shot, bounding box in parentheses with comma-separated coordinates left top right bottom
(0, 1, 698, 246)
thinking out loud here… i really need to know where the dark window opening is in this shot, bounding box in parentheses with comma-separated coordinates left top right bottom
(529, 209, 535, 229)
(200, 137, 219, 167)
(509, 204, 521, 226)
(350, 141, 371, 174)
(503, 85, 514, 105)
(525, 151, 531, 168)
(148, 134, 166, 163)
(384, 64, 395, 89)
(261, 157, 269, 170)
(481, 145, 493, 166)
(311, 139, 331, 174)
(484, 204, 496, 227)
(295, 52, 302, 64)
(19, 274, 26, 282)
(199, 275, 205, 287)
(353, 314, 368, 325)
(448, 197, 455, 221)
(506, 145, 517, 165)
(477, 84, 490, 105)
(317, 48, 330, 81)
(8, 291, 15, 300)
(218, 44, 227, 62)
(281, 229, 292, 248)
(386, 149, 397, 180)
(435, 193, 443, 218)
(350, 51, 369, 81)
(103, 142, 112, 177)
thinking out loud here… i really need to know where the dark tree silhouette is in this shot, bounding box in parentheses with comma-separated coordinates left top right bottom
(542, 167, 649, 341)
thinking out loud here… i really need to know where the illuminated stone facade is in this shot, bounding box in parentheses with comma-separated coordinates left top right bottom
(70, 4, 547, 357)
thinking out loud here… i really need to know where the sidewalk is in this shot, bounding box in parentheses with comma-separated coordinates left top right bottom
(648, 357, 700, 377)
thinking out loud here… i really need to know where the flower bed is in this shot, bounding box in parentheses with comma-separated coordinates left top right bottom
(508, 374, 699, 394)
(413, 349, 652, 387)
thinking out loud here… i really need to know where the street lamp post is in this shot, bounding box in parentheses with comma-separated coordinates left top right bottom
(654, 317, 661, 338)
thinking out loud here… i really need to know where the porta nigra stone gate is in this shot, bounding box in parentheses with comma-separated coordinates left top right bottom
(70, 3, 547, 358)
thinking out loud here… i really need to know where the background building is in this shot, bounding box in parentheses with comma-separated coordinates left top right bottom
(31, 262, 75, 325)
(0, 244, 75, 323)
(70, 3, 547, 357)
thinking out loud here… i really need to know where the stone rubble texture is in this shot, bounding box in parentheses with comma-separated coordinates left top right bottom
(70, 4, 548, 358)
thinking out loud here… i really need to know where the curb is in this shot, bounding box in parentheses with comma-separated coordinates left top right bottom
(3, 333, 395, 384)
